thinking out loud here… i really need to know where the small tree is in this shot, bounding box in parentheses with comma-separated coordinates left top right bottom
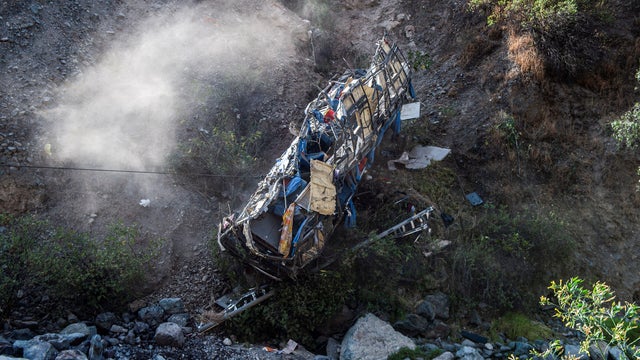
(539, 277, 640, 359)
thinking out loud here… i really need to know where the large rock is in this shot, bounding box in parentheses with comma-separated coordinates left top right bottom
(94, 313, 117, 333)
(158, 298, 185, 315)
(393, 314, 431, 337)
(32, 333, 86, 351)
(88, 335, 103, 360)
(55, 349, 88, 360)
(455, 346, 483, 360)
(433, 352, 454, 360)
(422, 292, 450, 320)
(340, 313, 415, 360)
(154, 323, 185, 348)
(138, 306, 165, 327)
(166, 314, 189, 328)
(59, 324, 95, 338)
(22, 340, 58, 360)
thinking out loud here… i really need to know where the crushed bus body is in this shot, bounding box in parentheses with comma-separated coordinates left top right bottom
(217, 37, 416, 280)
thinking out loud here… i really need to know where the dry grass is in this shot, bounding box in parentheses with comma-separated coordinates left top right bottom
(507, 30, 545, 81)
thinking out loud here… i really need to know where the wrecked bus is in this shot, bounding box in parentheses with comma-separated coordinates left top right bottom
(217, 36, 415, 280)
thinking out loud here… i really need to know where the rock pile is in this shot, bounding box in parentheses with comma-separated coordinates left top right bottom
(0, 292, 633, 360)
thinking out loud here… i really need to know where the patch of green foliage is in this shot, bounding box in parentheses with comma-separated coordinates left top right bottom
(468, 0, 589, 26)
(490, 312, 552, 341)
(537, 278, 640, 359)
(468, 0, 608, 78)
(388, 346, 443, 360)
(226, 270, 353, 348)
(346, 236, 421, 321)
(495, 111, 521, 151)
(453, 205, 575, 309)
(407, 50, 432, 72)
(0, 214, 162, 315)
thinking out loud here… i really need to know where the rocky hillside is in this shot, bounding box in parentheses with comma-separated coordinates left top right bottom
(1, 0, 639, 359)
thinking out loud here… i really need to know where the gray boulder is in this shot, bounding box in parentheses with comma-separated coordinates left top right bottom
(158, 298, 185, 315)
(94, 313, 117, 333)
(455, 346, 483, 360)
(393, 314, 431, 337)
(433, 352, 454, 360)
(423, 292, 450, 320)
(59, 324, 95, 338)
(415, 300, 435, 321)
(55, 350, 88, 360)
(138, 306, 165, 327)
(88, 335, 103, 360)
(340, 313, 415, 360)
(22, 340, 58, 360)
(154, 323, 185, 348)
(166, 314, 189, 328)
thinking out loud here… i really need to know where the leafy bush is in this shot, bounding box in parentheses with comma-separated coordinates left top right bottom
(226, 270, 353, 348)
(539, 277, 640, 359)
(490, 312, 552, 341)
(468, 0, 607, 78)
(452, 206, 575, 309)
(407, 50, 432, 72)
(0, 215, 161, 314)
(388, 346, 442, 360)
(612, 103, 640, 148)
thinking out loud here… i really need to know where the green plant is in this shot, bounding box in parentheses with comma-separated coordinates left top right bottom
(226, 270, 353, 348)
(452, 206, 574, 310)
(490, 312, 552, 341)
(0, 215, 162, 314)
(468, 0, 607, 78)
(388, 346, 442, 360)
(496, 111, 521, 151)
(539, 278, 640, 359)
(0, 214, 44, 314)
(407, 50, 432, 72)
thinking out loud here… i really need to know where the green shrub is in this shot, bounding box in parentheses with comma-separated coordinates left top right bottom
(468, 0, 607, 78)
(452, 206, 575, 309)
(612, 102, 640, 148)
(226, 270, 353, 348)
(0, 214, 44, 314)
(539, 277, 640, 359)
(407, 50, 432, 72)
(388, 346, 442, 360)
(490, 312, 552, 341)
(0, 215, 162, 314)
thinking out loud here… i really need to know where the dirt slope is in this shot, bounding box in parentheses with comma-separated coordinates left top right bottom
(1, 0, 639, 323)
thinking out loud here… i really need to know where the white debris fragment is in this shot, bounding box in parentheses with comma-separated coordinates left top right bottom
(400, 102, 421, 120)
(139, 199, 151, 207)
(387, 145, 451, 170)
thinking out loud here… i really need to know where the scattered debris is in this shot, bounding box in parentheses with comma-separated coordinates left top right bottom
(388, 145, 451, 170)
(465, 192, 483, 206)
(400, 102, 421, 120)
(217, 36, 424, 280)
(139, 199, 151, 207)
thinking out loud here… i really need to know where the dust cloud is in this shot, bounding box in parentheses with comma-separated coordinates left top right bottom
(42, 0, 303, 172)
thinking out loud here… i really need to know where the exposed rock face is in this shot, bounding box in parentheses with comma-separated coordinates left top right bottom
(340, 313, 415, 360)
(153, 323, 184, 348)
